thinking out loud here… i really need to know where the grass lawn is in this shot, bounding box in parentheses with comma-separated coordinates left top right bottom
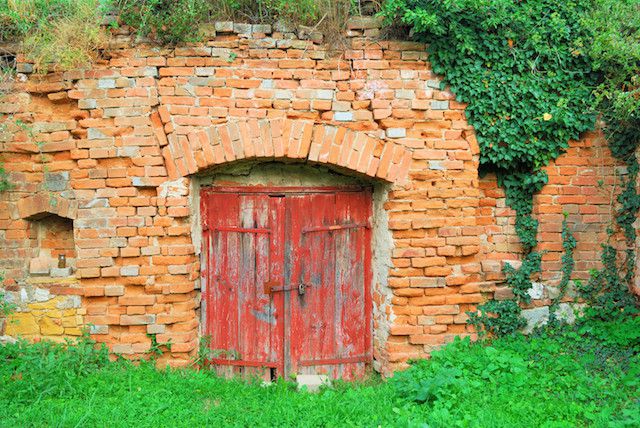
(0, 318, 638, 427)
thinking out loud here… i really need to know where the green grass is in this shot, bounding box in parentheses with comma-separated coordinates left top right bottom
(1, 318, 639, 427)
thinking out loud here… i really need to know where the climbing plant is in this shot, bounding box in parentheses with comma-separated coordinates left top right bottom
(381, 0, 599, 334)
(382, 0, 640, 333)
(579, 0, 640, 321)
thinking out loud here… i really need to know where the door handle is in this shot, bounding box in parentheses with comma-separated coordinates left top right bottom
(264, 281, 310, 296)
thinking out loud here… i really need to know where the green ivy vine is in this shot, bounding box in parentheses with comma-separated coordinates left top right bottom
(382, 0, 640, 334)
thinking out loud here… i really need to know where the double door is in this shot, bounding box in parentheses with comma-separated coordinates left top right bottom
(201, 186, 372, 380)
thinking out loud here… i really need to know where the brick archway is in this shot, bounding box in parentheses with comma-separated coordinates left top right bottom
(17, 192, 77, 220)
(158, 117, 412, 183)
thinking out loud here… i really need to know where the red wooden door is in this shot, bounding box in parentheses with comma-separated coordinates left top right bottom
(201, 186, 372, 380)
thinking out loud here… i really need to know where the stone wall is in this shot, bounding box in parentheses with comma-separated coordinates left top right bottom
(0, 18, 623, 373)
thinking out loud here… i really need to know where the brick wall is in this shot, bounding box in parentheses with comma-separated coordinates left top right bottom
(0, 19, 624, 373)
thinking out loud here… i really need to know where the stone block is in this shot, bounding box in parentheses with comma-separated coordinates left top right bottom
(88, 128, 108, 140)
(426, 80, 441, 89)
(522, 306, 549, 333)
(17, 63, 34, 74)
(428, 160, 445, 171)
(6, 313, 39, 335)
(41, 317, 64, 335)
(386, 128, 406, 139)
(252, 24, 271, 34)
(347, 16, 383, 30)
(296, 374, 331, 393)
(214, 21, 233, 32)
(554, 303, 585, 324)
(98, 79, 116, 89)
(431, 100, 450, 110)
(147, 324, 166, 334)
(51, 267, 73, 278)
(120, 266, 139, 277)
(44, 172, 69, 191)
(34, 288, 51, 302)
(334, 112, 353, 122)
(234, 23, 252, 34)
(273, 20, 294, 33)
(527, 282, 544, 300)
(29, 257, 51, 276)
(105, 285, 125, 296)
(90, 324, 109, 334)
(56, 296, 81, 309)
(316, 89, 334, 100)
(494, 286, 514, 300)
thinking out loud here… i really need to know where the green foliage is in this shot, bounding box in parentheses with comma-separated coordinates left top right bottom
(146, 333, 172, 361)
(116, 0, 212, 44)
(208, 0, 321, 25)
(581, 0, 640, 324)
(380, 0, 599, 335)
(549, 212, 577, 322)
(586, 0, 640, 129)
(0, 334, 110, 398)
(381, 0, 597, 173)
(0, 0, 107, 72)
(0, 164, 10, 192)
(1, 319, 638, 426)
(0, 273, 16, 318)
(578, 244, 640, 321)
(393, 318, 640, 426)
(382, 0, 640, 333)
(467, 299, 526, 337)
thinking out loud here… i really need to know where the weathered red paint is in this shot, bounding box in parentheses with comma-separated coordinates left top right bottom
(201, 186, 372, 380)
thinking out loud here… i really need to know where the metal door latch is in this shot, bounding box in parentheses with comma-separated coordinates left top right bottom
(264, 281, 310, 296)
(298, 283, 307, 296)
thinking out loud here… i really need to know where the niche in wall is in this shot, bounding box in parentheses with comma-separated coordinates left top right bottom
(28, 214, 76, 277)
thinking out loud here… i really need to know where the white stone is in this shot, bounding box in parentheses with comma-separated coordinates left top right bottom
(386, 128, 406, 139)
(158, 178, 189, 198)
(34, 288, 51, 302)
(147, 324, 165, 334)
(274, 90, 292, 100)
(522, 306, 549, 333)
(431, 100, 450, 110)
(334, 112, 353, 122)
(57, 296, 81, 309)
(296, 374, 331, 393)
(260, 79, 274, 89)
(395, 89, 414, 100)
(90, 324, 109, 334)
(316, 89, 335, 100)
(554, 303, 585, 324)
(98, 79, 116, 89)
(142, 67, 158, 77)
(252, 24, 271, 34)
(234, 23, 252, 34)
(214, 21, 233, 32)
(527, 282, 544, 300)
(78, 99, 97, 109)
(120, 266, 139, 277)
(428, 160, 445, 171)
(426, 80, 441, 89)
(195, 67, 215, 76)
(0, 336, 17, 345)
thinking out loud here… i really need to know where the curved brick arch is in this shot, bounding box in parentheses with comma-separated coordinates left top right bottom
(159, 118, 412, 183)
(17, 192, 77, 220)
